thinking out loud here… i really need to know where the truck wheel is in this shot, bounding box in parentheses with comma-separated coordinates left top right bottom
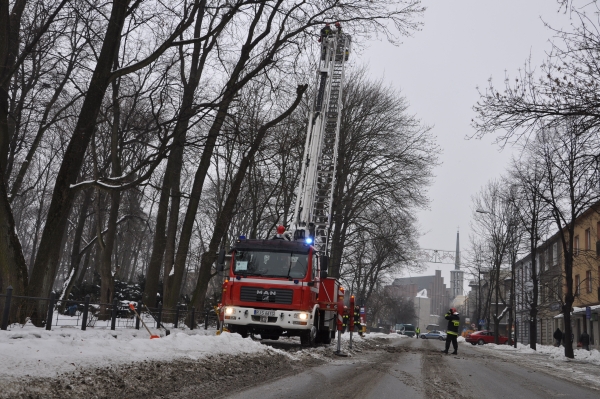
(301, 326, 317, 347)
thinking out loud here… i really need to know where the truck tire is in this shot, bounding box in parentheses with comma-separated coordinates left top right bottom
(301, 326, 317, 347)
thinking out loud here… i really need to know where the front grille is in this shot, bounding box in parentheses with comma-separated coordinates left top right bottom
(240, 286, 293, 305)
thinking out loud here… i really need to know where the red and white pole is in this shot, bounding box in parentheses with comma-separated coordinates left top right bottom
(336, 286, 345, 354)
(349, 295, 355, 349)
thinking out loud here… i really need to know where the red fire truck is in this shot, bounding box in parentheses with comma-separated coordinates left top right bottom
(220, 236, 343, 345)
(219, 29, 352, 346)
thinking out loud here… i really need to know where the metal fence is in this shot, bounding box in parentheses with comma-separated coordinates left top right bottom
(0, 286, 220, 332)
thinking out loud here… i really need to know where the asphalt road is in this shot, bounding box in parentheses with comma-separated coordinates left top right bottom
(225, 337, 600, 399)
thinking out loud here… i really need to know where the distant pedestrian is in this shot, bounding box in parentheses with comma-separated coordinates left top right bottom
(553, 328, 563, 347)
(579, 331, 590, 351)
(416, 327, 421, 338)
(442, 308, 460, 355)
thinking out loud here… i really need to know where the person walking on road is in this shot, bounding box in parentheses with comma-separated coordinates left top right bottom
(442, 308, 460, 355)
(415, 327, 421, 338)
(554, 328, 563, 347)
(580, 331, 590, 351)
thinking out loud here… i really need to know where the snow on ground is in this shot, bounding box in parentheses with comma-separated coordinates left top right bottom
(463, 339, 600, 366)
(0, 327, 284, 379)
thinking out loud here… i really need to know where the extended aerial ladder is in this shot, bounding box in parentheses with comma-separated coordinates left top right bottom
(292, 30, 351, 254)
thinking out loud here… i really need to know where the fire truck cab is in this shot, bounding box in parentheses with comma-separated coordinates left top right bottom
(221, 237, 340, 346)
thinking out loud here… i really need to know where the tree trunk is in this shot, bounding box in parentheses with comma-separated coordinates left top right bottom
(142, 0, 212, 308)
(27, 0, 130, 323)
(563, 241, 575, 359)
(530, 245, 538, 350)
(99, 70, 122, 317)
(0, 0, 28, 301)
(59, 189, 92, 312)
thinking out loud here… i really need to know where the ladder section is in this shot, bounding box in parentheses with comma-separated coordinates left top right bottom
(292, 32, 350, 252)
(311, 35, 347, 248)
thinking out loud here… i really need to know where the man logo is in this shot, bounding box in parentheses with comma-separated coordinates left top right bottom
(257, 290, 276, 301)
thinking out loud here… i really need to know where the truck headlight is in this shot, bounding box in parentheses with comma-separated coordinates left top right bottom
(225, 307, 234, 315)
(294, 312, 309, 320)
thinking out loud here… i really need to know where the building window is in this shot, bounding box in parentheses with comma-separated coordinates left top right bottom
(553, 242, 558, 266)
(587, 270, 593, 293)
(575, 235, 579, 256)
(575, 274, 581, 296)
(586, 228, 591, 251)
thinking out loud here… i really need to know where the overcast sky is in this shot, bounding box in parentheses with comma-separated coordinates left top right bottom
(361, 1, 572, 288)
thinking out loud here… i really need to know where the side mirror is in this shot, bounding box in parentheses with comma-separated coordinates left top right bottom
(320, 270, 328, 279)
(321, 255, 329, 271)
(217, 248, 226, 271)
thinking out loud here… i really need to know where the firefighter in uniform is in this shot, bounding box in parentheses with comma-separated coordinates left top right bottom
(342, 306, 349, 333)
(442, 307, 460, 355)
(354, 305, 363, 337)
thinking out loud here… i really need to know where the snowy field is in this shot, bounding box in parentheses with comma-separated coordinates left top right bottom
(0, 327, 282, 379)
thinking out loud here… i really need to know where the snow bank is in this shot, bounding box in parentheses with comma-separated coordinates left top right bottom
(474, 341, 600, 365)
(0, 328, 280, 378)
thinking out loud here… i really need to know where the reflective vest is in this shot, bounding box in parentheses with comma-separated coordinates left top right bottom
(445, 312, 460, 335)
(354, 309, 361, 325)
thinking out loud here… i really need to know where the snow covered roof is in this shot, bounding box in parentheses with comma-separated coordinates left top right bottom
(416, 289, 428, 298)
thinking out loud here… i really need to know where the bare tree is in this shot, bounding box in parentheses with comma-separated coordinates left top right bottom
(471, 180, 517, 343)
(508, 154, 552, 350)
(526, 122, 600, 358)
(328, 68, 438, 281)
(473, 2, 600, 145)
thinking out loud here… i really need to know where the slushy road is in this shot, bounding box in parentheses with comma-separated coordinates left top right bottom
(225, 337, 599, 399)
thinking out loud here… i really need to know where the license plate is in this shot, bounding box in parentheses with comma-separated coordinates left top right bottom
(254, 310, 275, 317)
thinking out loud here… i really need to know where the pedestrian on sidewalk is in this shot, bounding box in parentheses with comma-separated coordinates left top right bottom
(553, 328, 563, 347)
(579, 331, 590, 351)
(442, 308, 460, 355)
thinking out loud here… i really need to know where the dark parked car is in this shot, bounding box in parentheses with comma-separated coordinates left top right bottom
(466, 330, 509, 345)
(419, 330, 447, 340)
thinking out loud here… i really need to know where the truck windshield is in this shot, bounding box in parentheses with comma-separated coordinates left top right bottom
(233, 251, 308, 278)
(404, 325, 415, 331)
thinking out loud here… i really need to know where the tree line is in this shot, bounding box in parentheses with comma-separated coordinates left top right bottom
(469, 0, 600, 359)
(0, 0, 436, 324)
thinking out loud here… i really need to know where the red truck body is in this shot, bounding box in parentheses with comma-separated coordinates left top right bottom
(220, 238, 341, 345)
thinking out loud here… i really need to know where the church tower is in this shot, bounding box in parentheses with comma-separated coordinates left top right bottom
(450, 230, 464, 299)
